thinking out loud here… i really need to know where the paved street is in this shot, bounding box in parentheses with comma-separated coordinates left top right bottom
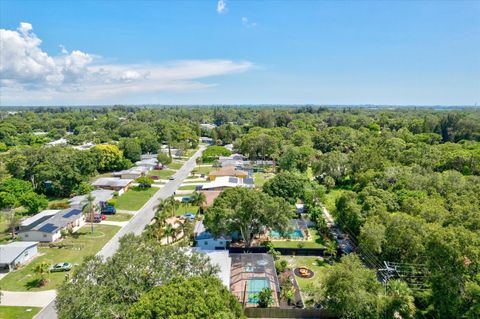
(34, 146, 205, 319)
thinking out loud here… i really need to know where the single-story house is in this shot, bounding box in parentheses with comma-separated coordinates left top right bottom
(207, 166, 248, 181)
(113, 166, 150, 180)
(92, 177, 133, 195)
(72, 142, 95, 151)
(196, 249, 231, 288)
(135, 158, 159, 170)
(218, 154, 247, 168)
(69, 189, 115, 209)
(19, 210, 59, 231)
(18, 207, 84, 242)
(46, 138, 67, 147)
(0, 241, 39, 271)
(201, 176, 255, 191)
(194, 220, 231, 250)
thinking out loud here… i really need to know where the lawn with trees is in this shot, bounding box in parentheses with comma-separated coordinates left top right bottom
(115, 187, 158, 211)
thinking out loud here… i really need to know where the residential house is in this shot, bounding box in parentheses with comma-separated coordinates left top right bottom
(46, 138, 67, 147)
(69, 189, 115, 209)
(91, 177, 133, 195)
(201, 176, 255, 191)
(199, 190, 222, 207)
(0, 241, 39, 271)
(113, 166, 149, 180)
(194, 220, 231, 250)
(195, 249, 231, 288)
(135, 158, 159, 170)
(218, 154, 247, 168)
(72, 142, 95, 151)
(200, 123, 217, 130)
(18, 207, 84, 242)
(207, 166, 248, 181)
(200, 137, 215, 144)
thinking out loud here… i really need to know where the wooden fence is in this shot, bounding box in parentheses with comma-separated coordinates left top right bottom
(244, 307, 336, 318)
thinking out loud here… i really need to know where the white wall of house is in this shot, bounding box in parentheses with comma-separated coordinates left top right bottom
(13, 245, 38, 266)
(197, 238, 228, 250)
(19, 230, 59, 242)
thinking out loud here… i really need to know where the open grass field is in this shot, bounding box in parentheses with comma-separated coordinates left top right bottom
(271, 228, 326, 249)
(148, 169, 175, 179)
(175, 204, 198, 216)
(0, 224, 120, 291)
(0, 306, 41, 319)
(168, 162, 184, 170)
(116, 187, 158, 211)
(253, 172, 274, 187)
(104, 212, 132, 222)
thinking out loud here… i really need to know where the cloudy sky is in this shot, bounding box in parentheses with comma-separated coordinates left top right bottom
(1, 0, 479, 106)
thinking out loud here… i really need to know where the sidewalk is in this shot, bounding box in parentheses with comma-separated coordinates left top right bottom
(0, 290, 56, 307)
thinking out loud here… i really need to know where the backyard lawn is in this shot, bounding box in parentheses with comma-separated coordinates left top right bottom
(175, 204, 198, 216)
(178, 184, 198, 191)
(148, 169, 175, 179)
(116, 187, 158, 211)
(271, 228, 326, 249)
(104, 212, 132, 222)
(279, 255, 331, 303)
(0, 224, 120, 291)
(0, 306, 40, 319)
(253, 172, 273, 187)
(167, 162, 184, 170)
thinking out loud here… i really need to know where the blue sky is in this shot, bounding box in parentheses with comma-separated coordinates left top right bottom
(1, 0, 479, 106)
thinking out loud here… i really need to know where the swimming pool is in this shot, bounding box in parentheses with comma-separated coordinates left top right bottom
(247, 278, 270, 304)
(270, 229, 304, 239)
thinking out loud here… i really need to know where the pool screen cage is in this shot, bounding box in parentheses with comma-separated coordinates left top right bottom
(290, 218, 308, 230)
(230, 253, 281, 307)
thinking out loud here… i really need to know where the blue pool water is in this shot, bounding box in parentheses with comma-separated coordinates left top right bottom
(247, 278, 270, 304)
(270, 229, 304, 239)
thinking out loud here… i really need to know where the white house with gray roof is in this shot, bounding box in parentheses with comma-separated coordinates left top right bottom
(18, 207, 84, 242)
(0, 241, 39, 271)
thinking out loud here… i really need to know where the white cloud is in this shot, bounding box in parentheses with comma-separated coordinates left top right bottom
(242, 17, 257, 28)
(0, 23, 254, 104)
(217, 0, 227, 14)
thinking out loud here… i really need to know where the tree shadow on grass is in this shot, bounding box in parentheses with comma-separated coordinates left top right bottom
(25, 278, 45, 290)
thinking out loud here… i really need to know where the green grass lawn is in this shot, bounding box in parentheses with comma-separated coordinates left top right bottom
(323, 189, 347, 214)
(184, 147, 199, 157)
(148, 169, 175, 179)
(279, 255, 331, 303)
(0, 214, 11, 243)
(0, 224, 120, 291)
(104, 212, 132, 222)
(0, 306, 41, 319)
(168, 162, 184, 170)
(116, 187, 158, 211)
(178, 184, 198, 191)
(271, 228, 326, 249)
(175, 204, 199, 216)
(253, 172, 274, 187)
(193, 166, 213, 176)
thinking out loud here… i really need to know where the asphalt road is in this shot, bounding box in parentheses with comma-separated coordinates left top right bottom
(34, 146, 205, 319)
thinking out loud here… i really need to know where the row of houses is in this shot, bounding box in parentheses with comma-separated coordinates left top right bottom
(218, 153, 274, 169)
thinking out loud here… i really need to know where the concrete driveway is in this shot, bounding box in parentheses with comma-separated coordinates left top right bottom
(0, 290, 56, 307)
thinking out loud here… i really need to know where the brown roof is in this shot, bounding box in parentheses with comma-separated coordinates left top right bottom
(208, 166, 247, 177)
(200, 191, 222, 207)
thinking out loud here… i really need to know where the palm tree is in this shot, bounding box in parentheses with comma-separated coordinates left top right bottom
(190, 191, 206, 213)
(83, 193, 95, 234)
(164, 195, 179, 217)
(34, 262, 50, 287)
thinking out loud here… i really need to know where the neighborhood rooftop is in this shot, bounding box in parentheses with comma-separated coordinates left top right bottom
(0, 241, 39, 264)
(21, 208, 83, 233)
(92, 177, 133, 188)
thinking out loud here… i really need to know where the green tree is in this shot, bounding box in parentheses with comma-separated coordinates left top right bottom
(322, 254, 383, 319)
(257, 288, 274, 308)
(119, 138, 142, 162)
(91, 144, 129, 172)
(34, 262, 50, 287)
(263, 171, 309, 204)
(136, 176, 153, 188)
(157, 152, 172, 166)
(204, 188, 293, 247)
(358, 216, 386, 255)
(20, 192, 48, 214)
(127, 276, 244, 319)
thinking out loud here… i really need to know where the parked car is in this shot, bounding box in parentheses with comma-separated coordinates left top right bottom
(169, 176, 175, 180)
(139, 183, 152, 188)
(150, 175, 159, 180)
(181, 213, 196, 221)
(49, 262, 72, 272)
(181, 197, 191, 203)
(101, 205, 116, 215)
